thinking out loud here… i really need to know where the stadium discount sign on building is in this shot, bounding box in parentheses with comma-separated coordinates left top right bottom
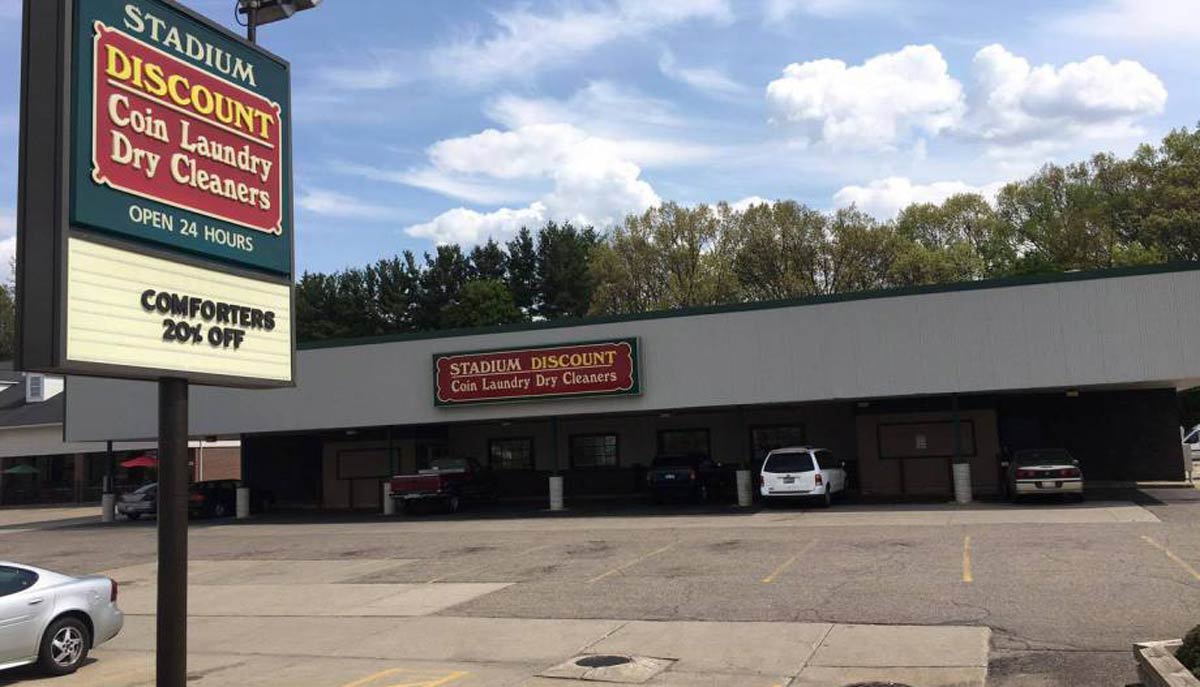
(17, 0, 294, 387)
(434, 339, 641, 406)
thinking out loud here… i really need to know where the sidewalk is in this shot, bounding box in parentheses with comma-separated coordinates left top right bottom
(0, 505, 98, 530)
(63, 615, 990, 686)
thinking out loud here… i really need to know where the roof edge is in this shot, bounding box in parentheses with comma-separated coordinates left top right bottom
(298, 261, 1200, 352)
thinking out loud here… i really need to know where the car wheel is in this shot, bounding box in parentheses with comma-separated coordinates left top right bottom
(447, 495, 461, 513)
(698, 484, 710, 502)
(819, 487, 832, 508)
(38, 616, 90, 676)
(126, 512, 140, 521)
(213, 502, 229, 518)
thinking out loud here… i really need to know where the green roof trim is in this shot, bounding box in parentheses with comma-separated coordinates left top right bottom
(298, 261, 1200, 351)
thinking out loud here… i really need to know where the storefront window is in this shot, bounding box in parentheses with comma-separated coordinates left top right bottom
(570, 434, 618, 468)
(750, 425, 807, 463)
(488, 438, 534, 470)
(657, 429, 709, 458)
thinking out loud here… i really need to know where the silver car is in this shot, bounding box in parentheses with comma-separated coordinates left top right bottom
(0, 562, 124, 676)
(1004, 448, 1085, 501)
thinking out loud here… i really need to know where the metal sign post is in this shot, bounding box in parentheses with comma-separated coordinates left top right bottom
(157, 378, 188, 686)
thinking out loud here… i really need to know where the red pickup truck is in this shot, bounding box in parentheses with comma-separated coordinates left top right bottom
(390, 457, 496, 513)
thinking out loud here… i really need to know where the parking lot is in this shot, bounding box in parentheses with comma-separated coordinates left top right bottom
(1, 490, 1199, 686)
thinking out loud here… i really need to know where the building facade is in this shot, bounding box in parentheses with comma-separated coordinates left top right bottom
(0, 366, 241, 505)
(65, 264, 1200, 509)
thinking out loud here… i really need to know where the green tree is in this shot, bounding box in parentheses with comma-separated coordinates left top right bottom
(535, 221, 599, 319)
(441, 280, 524, 329)
(0, 284, 14, 361)
(505, 228, 538, 315)
(413, 245, 471, 331)
(588, 216, 664, 315)
(1127, 125, 1200, 261)
(818, 207, 897, 294)
(469, 239, 507, 282)
(732, 200, 824, 300)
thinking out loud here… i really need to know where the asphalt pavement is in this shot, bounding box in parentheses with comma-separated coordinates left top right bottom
(0, 489, 1196, 685)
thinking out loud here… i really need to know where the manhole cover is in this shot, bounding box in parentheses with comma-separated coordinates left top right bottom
(575, 655, 633, 668)
(845, 683, 915, 687)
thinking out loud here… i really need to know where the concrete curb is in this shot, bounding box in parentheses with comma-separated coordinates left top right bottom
(1135, 640, 1200, 687)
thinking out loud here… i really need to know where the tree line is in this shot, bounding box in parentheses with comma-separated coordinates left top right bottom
(297, 125, 1200, 341)
(0, 125, 1196, 358)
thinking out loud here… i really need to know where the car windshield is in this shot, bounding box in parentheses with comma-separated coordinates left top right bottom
(652, 455, 695, 467)
(134, 483, 157, 495)
(764, 451, 814, 473)
(1014, 449, 1073, 466)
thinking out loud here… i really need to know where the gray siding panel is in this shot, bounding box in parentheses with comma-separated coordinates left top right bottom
(66, 269, 1200, 442)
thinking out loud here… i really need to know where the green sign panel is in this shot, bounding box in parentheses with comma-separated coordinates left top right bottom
(70, 0, 292, 275)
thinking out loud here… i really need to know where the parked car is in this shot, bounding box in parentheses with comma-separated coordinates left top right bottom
(390, 457, 497, 514)
(646, 454, 734, 502)
(0, 562, 123, 676)
(758, 447, 848, 507)
(1002, 448, 1084, 501)
(116, 482, 157, 520)
(188, 480, 275, 518)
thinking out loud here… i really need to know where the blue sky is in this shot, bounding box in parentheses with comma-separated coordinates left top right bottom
(1, 0, 1197, 278)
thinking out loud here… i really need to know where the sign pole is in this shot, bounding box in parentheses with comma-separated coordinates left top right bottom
(157, 377, 189, 687)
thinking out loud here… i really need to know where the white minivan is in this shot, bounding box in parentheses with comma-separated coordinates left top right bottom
(759, 447, 847, 507)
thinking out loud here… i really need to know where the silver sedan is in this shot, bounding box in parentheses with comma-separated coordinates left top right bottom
(0, 562, 124, 676)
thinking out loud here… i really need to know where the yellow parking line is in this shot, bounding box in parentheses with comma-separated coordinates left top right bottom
(391, 671, 469, 687)
(1141, 535, 1200, 581)
(342, 669, 469, 687)
(762, 540, 818, 584)
(962, 536, 973, 583)
(588, 542, 678, 583)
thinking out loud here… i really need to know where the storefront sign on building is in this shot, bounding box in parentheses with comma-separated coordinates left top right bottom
(17, 0, 294, 388)
(434, 339, 640, 406)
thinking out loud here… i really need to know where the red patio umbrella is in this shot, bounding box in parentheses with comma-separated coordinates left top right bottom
(120, 455, 158, 469)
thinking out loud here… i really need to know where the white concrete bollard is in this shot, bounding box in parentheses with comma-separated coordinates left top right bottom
(736, 470, 753, 507)
(101, 493, 116, 523)
(549, 475, 564, 511)
(382, 482, 395, 515)
(952, 463, 973, 504)
(236, 486, 251, 519)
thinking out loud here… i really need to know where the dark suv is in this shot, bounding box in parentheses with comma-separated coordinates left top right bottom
(188, 480, 275, 518)
(646, 454, 735, 502)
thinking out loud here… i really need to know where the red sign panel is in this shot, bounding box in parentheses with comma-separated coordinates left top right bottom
(90, 21, 284, 235)
(435, 339, 640, 406)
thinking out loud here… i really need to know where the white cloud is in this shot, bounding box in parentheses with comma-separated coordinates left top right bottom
(1054, 0, 1200, 43)
(297, 188, 399, 221)
(833, 177, 1004, 219)
(400, 122, 662, 245)
(764, 0, 889, 21)
(730, 196, 772, 212)
(406, 204, 548, 246)
(658, 50, 749, 99)
(431, 0, 733, 85)
(422, 124, 663, 211)
(766, 45, 964, 150)
(967, 44, 1167, 144)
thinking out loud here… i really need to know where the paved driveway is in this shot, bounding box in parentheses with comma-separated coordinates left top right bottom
(0, 494, 1195, 685)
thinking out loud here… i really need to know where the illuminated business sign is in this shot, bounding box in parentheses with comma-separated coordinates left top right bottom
(17, 0, 294, 387)
(434, 339, 641, 406)
(66, 239, 292, 382)
(74, 0, 291, 274)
